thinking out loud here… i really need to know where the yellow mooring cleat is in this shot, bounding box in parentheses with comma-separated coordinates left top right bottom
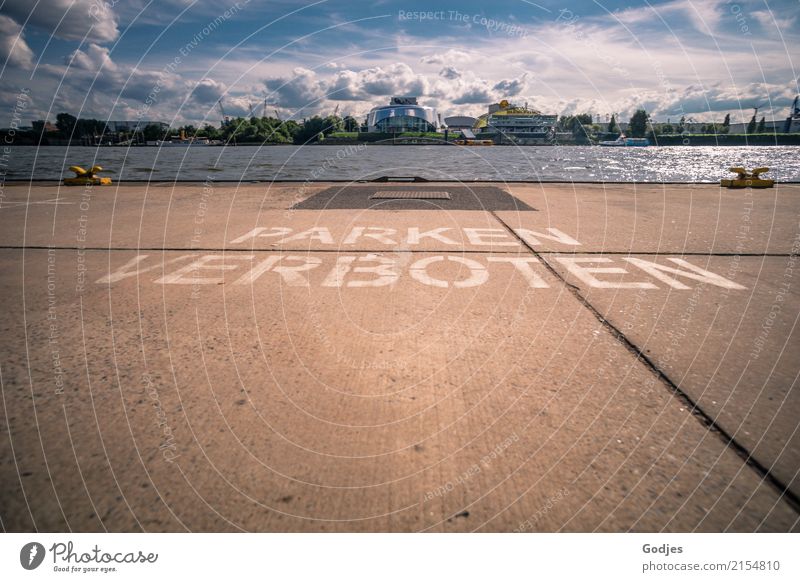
(720, 167, 774, 188)
(64, 165, 112, 186)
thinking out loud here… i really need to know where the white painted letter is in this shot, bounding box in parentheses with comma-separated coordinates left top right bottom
(410, 256, 448, 288)
(277, 227, 334, 245)
(271, 255, 323, 286)
(229, 227, 293, 244)
(514, 228, 581, 247)
(556, 257, 657, 289)
(407, 227, 458, 245)
(156, 254, 254, 285)
(410, 256, 488, 288)
(234, 256, 282, 285)
(322, 256, 357, 287)
(348, 254, 400, 287)
(624, 258, 747, 290)
(343, 227, 398, 245)
(463, 228, 518, 247)
(96, 254, 197, 284)
(487, 257, 549, 288)
(449, 256, 489, 288)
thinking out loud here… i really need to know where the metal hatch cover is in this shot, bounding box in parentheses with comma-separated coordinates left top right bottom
(370, 191, 452, 200)
(292, 185, 536, 211)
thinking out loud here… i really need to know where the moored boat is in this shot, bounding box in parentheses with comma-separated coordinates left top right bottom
(599, 134, 649, 147)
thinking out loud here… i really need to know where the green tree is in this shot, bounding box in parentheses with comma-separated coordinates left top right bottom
(325, 115, 344, 132)
(143, 124, 167, 141)
(343, 115, 359, 132)
(78, 119, 105, 138)
(757, 117, 766, 133)
(221, 117, 248, 143)
(607, 114, 617, 134)
(628, 109, 649, 137)
(292, 116, 341, 144)
(199, 124, 220, 140)
(56, 113, 77, 138)
(746, 115, 757, 134)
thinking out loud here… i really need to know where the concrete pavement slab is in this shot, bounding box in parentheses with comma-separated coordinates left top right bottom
(0, 246, 797, 531)
(1, 182, 798, 533)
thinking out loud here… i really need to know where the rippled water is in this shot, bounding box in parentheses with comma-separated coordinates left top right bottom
(6, 145, 800, 182)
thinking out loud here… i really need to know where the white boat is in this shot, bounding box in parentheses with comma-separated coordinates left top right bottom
(599, 134, 649, 147)
(156, 137, 211, 146)
(156, 129, 212, 146)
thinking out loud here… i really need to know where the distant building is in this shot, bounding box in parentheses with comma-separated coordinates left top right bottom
(474, 100, 560, 144)
(105, 120, 169, 132)
(728, 119, 796, 134)
(443, 116, 477, 130)
(32, 120, 59, 133)
(366, 97, 439, 133)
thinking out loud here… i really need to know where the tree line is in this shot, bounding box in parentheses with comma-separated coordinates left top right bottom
(558, 110, 774, 139)
(41, 112, 362, 144)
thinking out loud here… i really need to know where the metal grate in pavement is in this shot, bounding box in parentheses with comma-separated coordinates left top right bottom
(370, 191, 451, 200)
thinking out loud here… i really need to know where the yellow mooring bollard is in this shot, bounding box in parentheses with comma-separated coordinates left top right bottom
(63, 165, 112, 186)
(720, 167, 774, 188)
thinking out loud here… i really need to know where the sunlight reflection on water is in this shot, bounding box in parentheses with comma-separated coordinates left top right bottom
(8, 145, 800, 182)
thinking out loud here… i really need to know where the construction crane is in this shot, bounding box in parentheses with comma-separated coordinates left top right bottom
(332, 104, 340, 117)
(216, 98, 230, 127)
(261, 92, 283, 120)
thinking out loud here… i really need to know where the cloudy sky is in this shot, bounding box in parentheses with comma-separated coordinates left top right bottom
(1, 0, 798, 127)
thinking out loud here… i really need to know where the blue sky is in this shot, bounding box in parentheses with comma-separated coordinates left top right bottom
(1, 0, 798, 126)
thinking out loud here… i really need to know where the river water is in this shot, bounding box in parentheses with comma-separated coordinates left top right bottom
(5, 145, 800, 182)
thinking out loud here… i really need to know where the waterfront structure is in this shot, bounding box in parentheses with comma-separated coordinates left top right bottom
(473, 100, 560, 144)
(106, 120, 169, 132)
(786, 96, 800, 132)
(443, 116, 477, 131)
(727, 119, 799, 134)
(366, 97, 439, 133)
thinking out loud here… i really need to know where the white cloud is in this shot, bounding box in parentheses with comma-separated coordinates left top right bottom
(265, 67, 326, 108)
(452, 86, 493, 104)
(439, 66, 461, 80)
(613, 0, 723, 36)
(0, 15, 34, 68)
(751, 10, 798, 32)
(67, 44, 117, 72)
(493, 74, 527, 96)
(3, 0, 119, 43)
(191, 78, 226, 103)
(419, 50, 472, 65)
(6, 0, 795, 127)
(266, 63, 431, 108)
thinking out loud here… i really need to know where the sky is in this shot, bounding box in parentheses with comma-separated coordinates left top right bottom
(0, 0, 798, 127)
